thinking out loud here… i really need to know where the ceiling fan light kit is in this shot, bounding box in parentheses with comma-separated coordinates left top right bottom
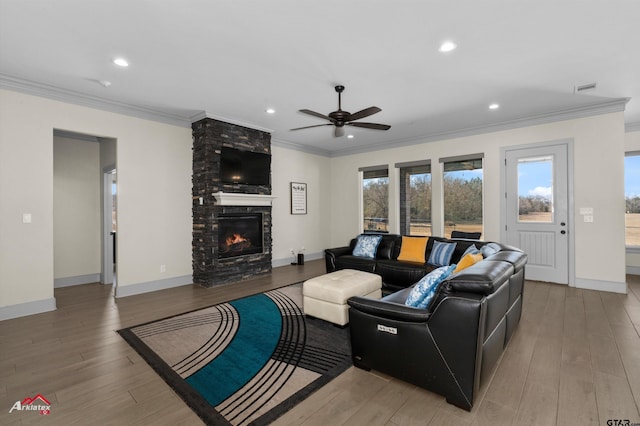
(291, 85, 391, 137)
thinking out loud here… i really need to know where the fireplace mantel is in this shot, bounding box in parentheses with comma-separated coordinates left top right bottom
(212, 191, 276, 206)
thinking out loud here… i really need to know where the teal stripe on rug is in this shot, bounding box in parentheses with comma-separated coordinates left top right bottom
(185, 294, 282, 407)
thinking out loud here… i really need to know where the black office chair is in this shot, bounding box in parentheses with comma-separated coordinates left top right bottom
(451, 231, 482, 240)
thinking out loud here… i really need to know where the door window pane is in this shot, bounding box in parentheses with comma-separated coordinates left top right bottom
(443, 159, 483, 238)
(625, 154, 640, 246)
(517, 156, 553, 223)
(363, 169, 389, 232)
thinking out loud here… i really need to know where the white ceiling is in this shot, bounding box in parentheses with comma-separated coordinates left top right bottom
(1, 0, 639, 156)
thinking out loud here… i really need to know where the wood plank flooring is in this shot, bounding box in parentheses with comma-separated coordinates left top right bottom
(1, 261, 639, 425)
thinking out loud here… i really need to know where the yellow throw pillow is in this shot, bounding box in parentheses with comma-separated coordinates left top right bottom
(454, 252, 483, 273)
(397, 236, 428, 263)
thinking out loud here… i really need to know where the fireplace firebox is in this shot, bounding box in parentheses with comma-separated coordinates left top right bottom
(218, 213, 263, 259)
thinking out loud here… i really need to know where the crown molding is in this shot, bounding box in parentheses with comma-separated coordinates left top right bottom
(271, 137, 332, 157)
(626, 121, 640, 132)
(189, 111, 273, 134)
(329, 98, 630, 157)
(53, 129, 101, 143)
(0, 73, 192, 128)
(2, 73, 633, 154)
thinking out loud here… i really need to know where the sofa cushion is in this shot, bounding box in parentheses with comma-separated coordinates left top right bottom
(454, 252, 483, 273)
(335, 255, 376, 273)
(352, 234, 383, 258)
(446, 260, 514, 296)
(397, 236, 428, 263)
(376, 234, 399, 260)
(428, 240, 457, 266)
(405, 265, 456, 309)
(376, 259, 433, 289)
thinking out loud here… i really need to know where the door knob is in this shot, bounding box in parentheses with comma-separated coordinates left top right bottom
(561, 230, 566, 234)
(560, 222, 566, 226)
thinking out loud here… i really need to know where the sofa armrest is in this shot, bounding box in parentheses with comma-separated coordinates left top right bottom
(324, 246, 352, 272)
(347, 296, 430, 322)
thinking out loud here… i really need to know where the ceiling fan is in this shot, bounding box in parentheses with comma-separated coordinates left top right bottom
(291, 85, 391, 137)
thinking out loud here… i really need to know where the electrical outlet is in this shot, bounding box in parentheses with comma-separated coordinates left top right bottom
(160, 264, 166, 273)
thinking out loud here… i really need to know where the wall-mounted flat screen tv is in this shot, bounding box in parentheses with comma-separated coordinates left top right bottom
(220, 146, 271, 185)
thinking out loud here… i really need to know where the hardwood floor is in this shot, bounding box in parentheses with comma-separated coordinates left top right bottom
(1, 262, 639, 425)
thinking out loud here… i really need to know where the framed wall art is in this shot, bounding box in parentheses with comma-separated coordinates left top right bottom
(290, 182, 307, 215)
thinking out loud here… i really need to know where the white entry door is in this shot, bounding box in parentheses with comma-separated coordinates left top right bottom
(504, 144, 569, 284)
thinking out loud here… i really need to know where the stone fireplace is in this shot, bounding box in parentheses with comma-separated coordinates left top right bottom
(192, 118, 273, 287)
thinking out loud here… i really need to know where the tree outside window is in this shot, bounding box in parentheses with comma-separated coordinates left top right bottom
(362, 168, 389, 232)
(442, 157, 483, 238)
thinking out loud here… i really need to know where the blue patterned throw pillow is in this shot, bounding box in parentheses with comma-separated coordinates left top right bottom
(463, 244, 479, 256)
(428, 240, 457, 266)
(480, 243, 500, 258)
(405, 265, 456, 309)
(352, 235, 383, 258)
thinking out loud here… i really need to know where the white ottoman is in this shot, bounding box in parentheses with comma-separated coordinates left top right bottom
(303, 269, 382, 326)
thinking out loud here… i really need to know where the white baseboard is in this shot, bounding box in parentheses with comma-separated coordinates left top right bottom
(626, 265, 640, 276)
(574, 277, 627, 294)
(272, 251, 323, 268)
(54, 273, 102, 288)
(0, 297, 57, 321)
(114, 275, 193, 298)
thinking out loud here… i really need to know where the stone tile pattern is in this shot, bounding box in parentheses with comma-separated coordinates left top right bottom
(192, 118, 272, 287)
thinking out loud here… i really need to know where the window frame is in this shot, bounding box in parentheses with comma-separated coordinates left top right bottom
(396, 160, 432, 236)
(359, 165, 390, 234)
(439, 153, 484, 239)
(625, 151, 640, 249)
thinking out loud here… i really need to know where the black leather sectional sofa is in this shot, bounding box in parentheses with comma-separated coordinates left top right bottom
(324, 234, 527, 411)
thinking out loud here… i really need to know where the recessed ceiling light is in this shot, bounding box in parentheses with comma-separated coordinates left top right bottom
(347, 134, 354, 139)
(113, 58, 129, 67)
(489, 103, 500, 110)
(438, 41, 457, 53)
(265, 108, 276, 114)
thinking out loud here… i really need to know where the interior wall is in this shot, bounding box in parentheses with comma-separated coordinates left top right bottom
(328, 112, 627, 292)
(0, 89, 192, 316)
(270, 145, 331, 265)
(0, 86, 631, 319)
(53, 135, 101, 284)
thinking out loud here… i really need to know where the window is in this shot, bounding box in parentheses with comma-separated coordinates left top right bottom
(625, 152, 640, 246)
(441, 155, 483, 239)
(397, 161, 432, 236)
(517, 156, 553, 223)
(361, 166, 389, 232)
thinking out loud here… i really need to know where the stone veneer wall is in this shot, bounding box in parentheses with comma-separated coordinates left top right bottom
(192, 118, 272, 287)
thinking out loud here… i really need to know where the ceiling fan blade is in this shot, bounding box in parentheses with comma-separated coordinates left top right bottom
(290, 124, 333, 131)
(334, 126, 345, 137)
(347, 122, 391, 131)
(299, 109, 332, 121)
(347, 106, 381, 121)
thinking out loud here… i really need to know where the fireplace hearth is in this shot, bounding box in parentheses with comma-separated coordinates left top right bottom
(218, 213, 263, 259)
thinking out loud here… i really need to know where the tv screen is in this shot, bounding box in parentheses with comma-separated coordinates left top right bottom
(220, 147, 271, 185)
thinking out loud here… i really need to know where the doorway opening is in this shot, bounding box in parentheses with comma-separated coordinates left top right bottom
(103, 168, 117, 287)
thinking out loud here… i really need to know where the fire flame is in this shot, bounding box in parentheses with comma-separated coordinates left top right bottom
(225, 233, 248, 246)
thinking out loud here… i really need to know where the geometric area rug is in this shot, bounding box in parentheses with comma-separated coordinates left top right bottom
(117, 283, 352, 425)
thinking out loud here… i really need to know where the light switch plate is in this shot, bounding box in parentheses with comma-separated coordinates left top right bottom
(22, 213, 32, 223)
